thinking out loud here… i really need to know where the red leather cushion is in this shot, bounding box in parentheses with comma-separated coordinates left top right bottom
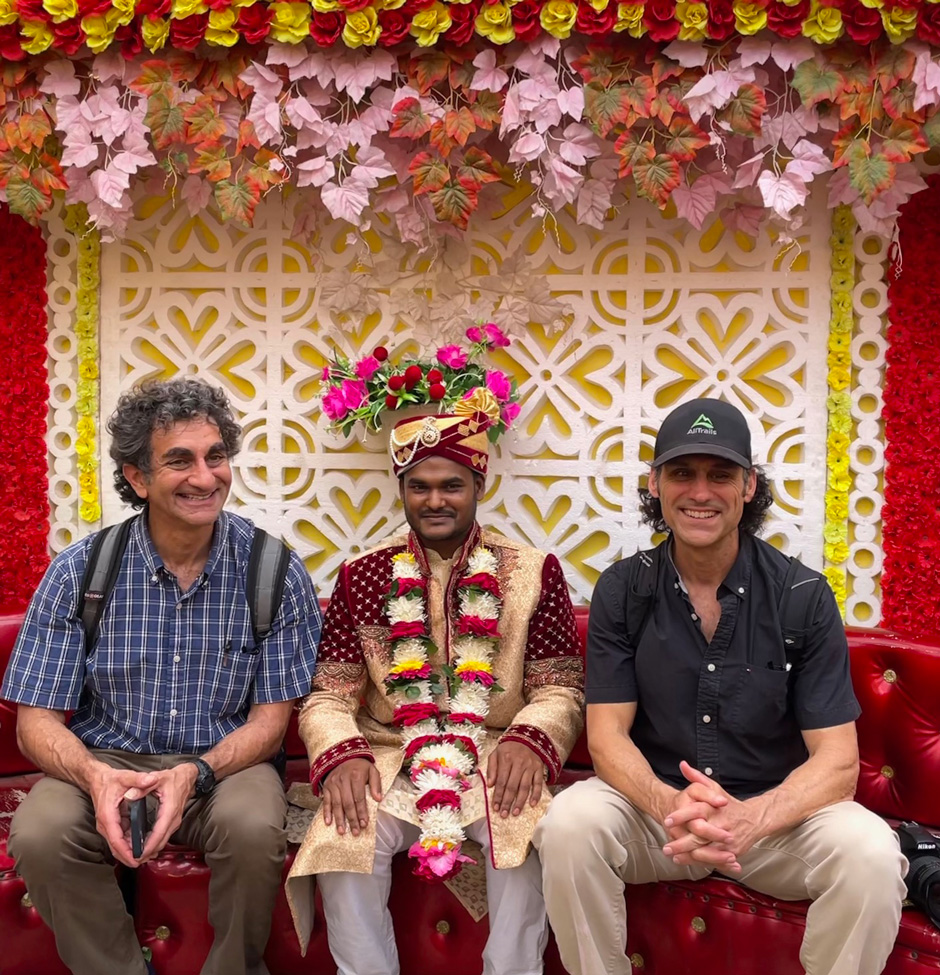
(0, 613, 34, 776)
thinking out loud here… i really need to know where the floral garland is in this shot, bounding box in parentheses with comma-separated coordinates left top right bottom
(882, 173, 940, 637)
(0, 204, 49, 608)
(822, 203, 854, 617)
(1, 37, 940, 242)
(386, 547, 502, 881)
(0, 0, 938, 58)
(64, 202, 102, 525)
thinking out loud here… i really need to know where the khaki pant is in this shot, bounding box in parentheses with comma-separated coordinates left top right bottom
(533, 776, 907, 975)
(8, 749, 287, 975)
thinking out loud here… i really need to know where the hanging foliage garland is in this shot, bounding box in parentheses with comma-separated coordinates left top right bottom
(0, 204, 49, 609)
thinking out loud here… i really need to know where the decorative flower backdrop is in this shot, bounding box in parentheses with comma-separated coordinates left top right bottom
(0, 203, 49, 609)
(2, 34, 940, 242)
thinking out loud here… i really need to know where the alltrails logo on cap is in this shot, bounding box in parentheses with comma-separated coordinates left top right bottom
(688, 414, 717, 436)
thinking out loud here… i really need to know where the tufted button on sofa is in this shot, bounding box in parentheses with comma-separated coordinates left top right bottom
(1, 607, 939, 975)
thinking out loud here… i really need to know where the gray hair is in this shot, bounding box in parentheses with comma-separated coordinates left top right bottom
(107, 378, 242, 509)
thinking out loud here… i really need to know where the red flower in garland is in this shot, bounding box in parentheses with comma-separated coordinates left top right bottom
(378, 8, 413, 44)
(576, 0, 617, 35)
(838, 0, 882, 42)
(512, 0, 544, 40)
(416, 789, 462, 812)
(310, 11, 344, 45)
(458, 572, 502, 596)
(389, 619, 428, 639)
(644, 0, 681, 41)
(238, 2, 273, 42)
(51, 20, 86, 54)
(456, 615, 500, 637)
(0, 25, 26, 60)
(916, 1, 940, 45)
(169, 12, 208, 49)
(767, 0, 809, 37)
(394, 702, 443, 726)
(707, 0, 736, 40)
(445, 1, 481, 44)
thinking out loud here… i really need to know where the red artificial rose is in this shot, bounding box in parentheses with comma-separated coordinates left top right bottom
(839, 0, 881, 42)
(766, 0, 809, 37)
(512, 0, 543, 40)
(917, 1, 940, 44)
(394, 702, 442, 726)
(377, 9, 412, 45)
(416, 789, 462, 813)
(169, 12, 208, 49)
(403, 734, 441, 761)
(444, 0, 480, 43)
(707, 0, 735, 39)
(309, 11, 344, 45)
(117, 23, 143, 59)
(644, 0, 680, 41)
(394, 576, 427, 596)
(447, 712, 486, 724)
(456, 615, 501, 637)
(389, 619, 428, 639)
(374, 345, 389, 361)
(576, 0, 617, 34)
(337, 0, 372, 10)
(404, 364, 423, 388)
(0, 25, 25, 60)
(237, 3, 272, 43)
(51, 20, 86, 54)
(16, 0, 48, 19)
(458, 572, 502, 596)
(79, 0, 117, 15)
(401, 0, 437, 14)
(388, 374, 406, 391)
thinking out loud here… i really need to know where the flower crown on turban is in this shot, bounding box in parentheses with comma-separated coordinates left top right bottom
(389, 388, 500, 477)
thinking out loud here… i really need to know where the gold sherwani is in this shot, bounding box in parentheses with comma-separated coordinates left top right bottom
(287, 524, 584, 949)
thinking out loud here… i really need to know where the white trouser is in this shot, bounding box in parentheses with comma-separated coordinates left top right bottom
(318, 811, 548, 975)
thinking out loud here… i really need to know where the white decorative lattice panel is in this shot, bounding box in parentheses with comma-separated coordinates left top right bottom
(86, 185, 841, 605)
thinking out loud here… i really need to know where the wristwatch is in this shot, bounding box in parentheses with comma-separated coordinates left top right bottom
(187, 758, 217, 798)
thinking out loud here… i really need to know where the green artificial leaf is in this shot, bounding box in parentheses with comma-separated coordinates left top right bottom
(881, 119, 928, 163)
(468, 91, 502, 131)
(145, 94, 187, 150)
(429, 179, 477, 229)
(832, 129, 870, 170)
(662, 116, 709, 162)
(791, 61, 843, 108)
(882, 80, 918, 122)
(569, 46, 619, 85)
(129, 60, 176, 99)
(429, 120, 459, 159)
(184, 97, 227, 147)
(390, 97, 433, 140)
(214, 177, 261, 225)
(621, 75, 655, 120)
(449, 59, 475, 91)
(16, 112, 51, 150)
(198, 55, 250, 99)
(632, 153, 681, 208)
(583, 82, 634, 137)
(457, 146, 500, 189)
(650, 90, 677, 126)
(924, 110, 940, 148)
(848, 150, 895, 204)
(614, 130, 655, 177)
(190, 146, 232, 182)
(837, 58, 875, 95)
(839, 88, 881, 126)
(874, 44, 916, 94)
(30, 164, 67, 193)
(444, 106, 476, 147)
(409, 151, 450, 194)
(409, 49, 452, 94)
(0, 154, 29, 189)
(717, 83, 765, 138)
(5, 174, 50, 222)
(237, 120, 260, 154)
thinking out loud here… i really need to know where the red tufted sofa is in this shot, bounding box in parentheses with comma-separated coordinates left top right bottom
(2, 608, 940, 975)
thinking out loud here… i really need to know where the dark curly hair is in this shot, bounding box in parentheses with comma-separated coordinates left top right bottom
(638, 464, 774, 536)
(107, 378, 242, 509)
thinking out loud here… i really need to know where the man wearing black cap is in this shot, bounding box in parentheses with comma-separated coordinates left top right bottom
(535, 398, 907, 975)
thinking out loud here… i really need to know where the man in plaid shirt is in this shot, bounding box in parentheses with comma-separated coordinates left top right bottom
(1, 378, 321, 975)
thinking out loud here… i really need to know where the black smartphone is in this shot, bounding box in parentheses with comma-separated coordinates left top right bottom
(129, 798, 147, 859)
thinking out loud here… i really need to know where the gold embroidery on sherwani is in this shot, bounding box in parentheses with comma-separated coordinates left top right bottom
(311, 662, 365, 696)
(525, 657, 585, 689)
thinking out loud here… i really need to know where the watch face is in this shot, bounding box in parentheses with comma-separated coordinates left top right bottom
(194, 760, 215, 796)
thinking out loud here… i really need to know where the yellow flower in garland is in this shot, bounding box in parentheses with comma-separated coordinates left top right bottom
(475, 2, 515, 43)
(540, 0, 578, 37)
(733, 0, 767, 34)
(80, 501, 102, 524)
(207, 7, 240, 44)
(828, 365, 851, 390)
(0, 0, 16, 25)
(825, 495, 849, 521)
(172, 0, 208, 18)
(344, 5, 382, 46)
(21, 20, 55, 53)
(827, 431, 850, 454)
(587, 0, 610, 8)
(823, 567, 847, 605)
(802, 0, 843, 42)
(614, 2, 646, 34)
(110, 0, 136, 25)
(42, 0, 78, 23)
(270, 1, 311, 42)
(410, 3, 451, 44)
(454, 660, 494, 675)
(142, 16, 171, 51)
(880, 3, 917, 42)
(677, 1, 709, 39)
(312, 0, 340, 11)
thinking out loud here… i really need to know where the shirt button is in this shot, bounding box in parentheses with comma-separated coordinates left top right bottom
(705, 767, 714, 776)
(176, 602, 182, 610)
(707, 663, 716, 672)
(738, 587, 745, 594)
(691, 613, 698, 621)
(702, 714, 712, 724)
(170, 708, 178, 717)
(173, 655, 181, 663)
(151, 574, 158, 583)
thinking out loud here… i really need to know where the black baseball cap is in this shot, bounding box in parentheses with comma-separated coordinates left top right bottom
(652, 399, 752, 469)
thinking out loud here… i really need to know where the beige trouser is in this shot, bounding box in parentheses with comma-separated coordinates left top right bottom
(533, 776, 908, 975)
(8, 749, 287, 975)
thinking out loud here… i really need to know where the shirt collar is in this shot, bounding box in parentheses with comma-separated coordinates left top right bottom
(667, 531, 753, 599)
(408, 522, 482, 577)
(132, 508, 229, 583)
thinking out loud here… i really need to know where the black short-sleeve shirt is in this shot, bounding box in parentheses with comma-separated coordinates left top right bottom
(586, 533, 860, 798)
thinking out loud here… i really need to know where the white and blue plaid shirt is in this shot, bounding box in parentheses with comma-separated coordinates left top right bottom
(1, 510, 321, 754)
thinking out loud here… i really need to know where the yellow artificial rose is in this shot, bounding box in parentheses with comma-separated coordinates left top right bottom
(829, 470, 851, 492)
(802, 0, 843, 42)
(75, 436, 93, 457)
(614, 1, 646, 33)
(409, 2, 451, 45)
(77, 339, 98, 362)
(677, 0, 708, 39)
(109, 0, 135, 25)
(207, 6, 239, 44)
(77, 378, 97, 400)
(540, 0, 578, 36)
(828, 365, 851, 391)
(80, 483, 99, 504)
(880, 3, 917, 42)
(857, 0, 882, 6)
(374, 0, 406, 9)
(42, 0, 78, 23)
(343, 5, 381, 45)
(270, 1, 311, 41)
(732, 0, 767, 34)
(475, 1, 514, 43)
(587, 0, 609, 9)
(80, 501, 103, 524)
(312, 0, 340, 11)
(0, 0, 16, 26)
(832, 206, 854, 231)
(777, 0, 802, 5)
(831, 293, 853, 319)
(21, 20, 55, 53)
(79, 469, 97, 490)
(172, 0, 207, 18)
(76, 397, 97, 417)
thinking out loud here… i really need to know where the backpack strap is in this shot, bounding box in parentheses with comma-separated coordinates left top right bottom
(776, 557, 825, 670)
(77, 518, 135, 652)
(624, 545, 663, 649)
(245, 528, 291, 647)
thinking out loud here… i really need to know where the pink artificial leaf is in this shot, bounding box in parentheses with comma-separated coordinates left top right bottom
(80, 95, 109, 125)
(296, 156, 334, 188)
(695, 171, 733, 196)
(350, 145, 396, 188)
(91, 50, 126, 84)
(239, 63, 283, 101)
(508, 130, 546, 164)
(785, 139, 831, 181)
(247, 93, 282, 145)
(335, 57, 387, 103)
(286, 97, 324, 131)
(54, 95, 84, 131)
(372, 185, 410, 215)
(290, 201, 319, 241)
(517, 77, 554, 112)
(266, 42, 316, 69)
(731, 152, 766, 190)
(770, 40, 816, 72)
(543, 156, 582, 206)
(359, 104, 393, 141)
(471, 50, 509, 93)
(63, 167, 96, 205)
(662, 41, 709, 68)
(757, 170, 808, 219)
(827, 168, 859, 208)
(851, 200, 895, 238)
(576, 178, 612, 229)
(526, 35, 560, 60)
(735, 39, 773, 69)
(41, 61, 80, 99)
(97, 109, 133, 148)
(531, 95, 563, 135)
(590, 154, 620, 182)
(673, 177, 718, 230)
(366, 88, 396, 112)
(181, 174, 212, 216)
(367, 49, 397, 83)
(61, 131, 101, 169)
(913, 53, 940, 113)
(122, 113, 153, 157)
(557, 86, 584, 122)
(499, 87, 523, 137)
(111, 149, 157, 174)
(300, 79, 334, 107)
(559, 122, 601, 166)
(722, 203, 765, 238)
(91, 167, 131, 209)
(867, 166, 927, 218)
(512, 49, 554, 85)
(755, 110, 811, 151)
(320, 178, 370, 225)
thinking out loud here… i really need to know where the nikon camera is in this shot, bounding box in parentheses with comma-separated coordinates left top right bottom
(896, 822, 940, 929)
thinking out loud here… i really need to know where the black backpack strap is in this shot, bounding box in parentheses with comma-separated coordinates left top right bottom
(624, 546, 663, 648)
(777, 556, 825, 669)
(246, 528, 291, 647)
(77, 518, 134, 652)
